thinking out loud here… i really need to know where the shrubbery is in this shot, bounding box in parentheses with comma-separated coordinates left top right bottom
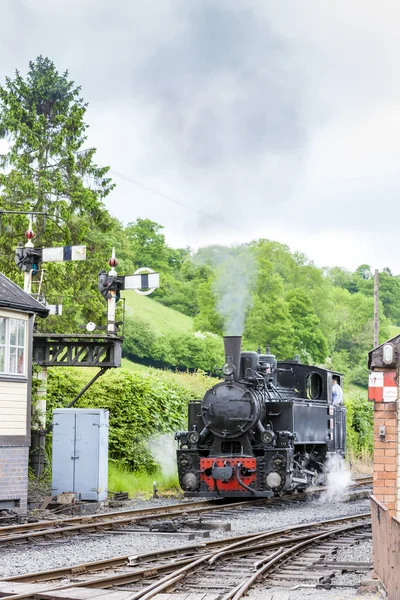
(123, 318, 225, 374)
(344, 392, 373, 459)
(349, 364, 369, 389)
(45, 367, 207, 472)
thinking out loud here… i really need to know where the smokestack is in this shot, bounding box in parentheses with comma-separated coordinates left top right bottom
(223, 336, 242, 381)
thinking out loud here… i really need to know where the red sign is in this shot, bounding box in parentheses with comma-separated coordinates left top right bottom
(368, 370, 397, 402)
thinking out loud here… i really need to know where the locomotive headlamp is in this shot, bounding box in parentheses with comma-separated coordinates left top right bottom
(261, 429, 275, 444)
(266, 472, 282, 489)
(188, 431, 200, 445)
(222, 362, 235, 376)
(182, 471, 199, 491)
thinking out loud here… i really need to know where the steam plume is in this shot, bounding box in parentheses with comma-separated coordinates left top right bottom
(319, 455, 353, 503)
(147, 434, 177, 478)
(214, 246, 257, 335)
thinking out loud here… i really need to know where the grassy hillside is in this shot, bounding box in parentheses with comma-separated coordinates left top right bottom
(122, 290, 194, 335)
(388, 325, 400, 339)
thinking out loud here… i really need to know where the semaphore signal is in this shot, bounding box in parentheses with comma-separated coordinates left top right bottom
(98, 248, 160, 334)
(14, 217, 86, 315)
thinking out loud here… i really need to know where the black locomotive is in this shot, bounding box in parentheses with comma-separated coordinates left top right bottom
(175, 336, 346, 498)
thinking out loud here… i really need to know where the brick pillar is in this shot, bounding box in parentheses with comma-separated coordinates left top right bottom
(0, 447, 29, 514)
(373, 401, 398, 516)
(398, 397, 400, 516)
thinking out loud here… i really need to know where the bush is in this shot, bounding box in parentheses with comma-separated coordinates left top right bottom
(349, 363, 369, 388)
(166, 332, 224, 373)
(122, 323, 225, 375)
(46, 367, 199, 471)
(123, 318, 158, 359)
(345, 392, 373, 459)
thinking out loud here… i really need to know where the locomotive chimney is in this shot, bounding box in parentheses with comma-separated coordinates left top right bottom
(223, 336, 242, 381)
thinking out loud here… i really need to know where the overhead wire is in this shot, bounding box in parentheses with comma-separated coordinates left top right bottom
(109, 169, 252, 238)
(1, 131, 252, 238)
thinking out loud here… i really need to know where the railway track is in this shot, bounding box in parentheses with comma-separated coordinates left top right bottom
(0, 512, 371, 599)
(0, 476, 372, 547)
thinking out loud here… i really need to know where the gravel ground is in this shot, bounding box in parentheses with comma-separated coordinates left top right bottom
(0, 495, 372, 579)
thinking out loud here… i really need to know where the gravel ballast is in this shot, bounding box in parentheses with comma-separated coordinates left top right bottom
(0, 496, 372, 579)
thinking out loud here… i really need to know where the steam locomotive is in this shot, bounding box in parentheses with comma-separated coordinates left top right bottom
(175, 336, 346, 498)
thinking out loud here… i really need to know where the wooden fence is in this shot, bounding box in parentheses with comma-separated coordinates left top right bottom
(371, 496, 400, 599)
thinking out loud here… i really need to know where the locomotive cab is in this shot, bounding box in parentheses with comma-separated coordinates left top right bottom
(176, 336, 346, 498)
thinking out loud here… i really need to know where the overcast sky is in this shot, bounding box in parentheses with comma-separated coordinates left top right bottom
(1, 0, 399, 271)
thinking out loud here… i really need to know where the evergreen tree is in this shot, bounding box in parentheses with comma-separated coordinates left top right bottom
(0, 56, 114, 251)
(0, 56, 115, 329)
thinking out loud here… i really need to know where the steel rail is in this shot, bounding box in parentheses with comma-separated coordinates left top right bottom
(0, 511, 371, 600)
(0, 499, 221, 535)
(0, 495, 303, 539)
(222, 522, 370, 600)
(0, 500, 261, 545)
(0, 516, 371, 600)
(0, 475, 372, 546)
(110, 517, 371, 600)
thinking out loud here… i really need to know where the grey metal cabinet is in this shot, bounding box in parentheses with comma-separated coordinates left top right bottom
(52, 408, 109, 501)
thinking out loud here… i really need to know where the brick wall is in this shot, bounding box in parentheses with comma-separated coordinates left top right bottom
(373, 402, 398, 516)
(398, 400, 400, 516)
(0, 446, 29, 514)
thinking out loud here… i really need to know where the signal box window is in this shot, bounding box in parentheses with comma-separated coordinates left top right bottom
(0, 317, 26, 376)
(306, 372, 323, 400)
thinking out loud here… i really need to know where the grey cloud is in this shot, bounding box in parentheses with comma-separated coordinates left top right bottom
(1, 1, 400, 271)
(134, 1, 306, 167)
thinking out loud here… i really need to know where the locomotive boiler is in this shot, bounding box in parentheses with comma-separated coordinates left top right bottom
(175, 336, 346, 498)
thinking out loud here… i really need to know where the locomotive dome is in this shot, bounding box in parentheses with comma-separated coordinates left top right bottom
(201, 381, 262, 439)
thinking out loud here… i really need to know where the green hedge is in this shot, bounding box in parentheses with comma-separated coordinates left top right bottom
(45, 368, 202, 472)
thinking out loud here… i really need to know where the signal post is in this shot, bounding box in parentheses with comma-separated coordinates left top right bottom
(13, 216, 160, 478)
(98, 248, 160, 335)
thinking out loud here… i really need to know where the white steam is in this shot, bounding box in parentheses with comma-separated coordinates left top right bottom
(319, 454, 353, 502)
(195, 245, 257, 335)
(147, 434, 177, 477)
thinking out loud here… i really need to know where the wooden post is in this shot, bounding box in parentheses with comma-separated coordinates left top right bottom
(374, 269, 379, 348)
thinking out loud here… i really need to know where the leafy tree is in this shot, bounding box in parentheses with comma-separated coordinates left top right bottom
(0, 56, 114, 244)
(193, 275, 224, 334)
(116, 218, 196, 314)
(117, 218, 183, 274)
(286, 289, 328, 363)
(326, 266, 354, 290)
(123, 318, 158, 359)
(330, 287, 389, 362)
(244, 296, 295, 359)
